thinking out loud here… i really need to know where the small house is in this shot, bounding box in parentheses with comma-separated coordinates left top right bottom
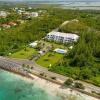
(1, 24, 11, 29)
(29, 41, 38, 48)
(8, 22, 17, 26)
(0, 11, 7, 18)
(31, 12, 38, 17)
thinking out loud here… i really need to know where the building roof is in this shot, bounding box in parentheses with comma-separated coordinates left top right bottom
(8, 22, 17, 25)
(0, 11, 7, 17)
(48, 31, 79, 39)
(29, 41, 38, 47)
(0, 24, 10, 27)
(31, 12, 38, 17)
(29, 42, 37, 46)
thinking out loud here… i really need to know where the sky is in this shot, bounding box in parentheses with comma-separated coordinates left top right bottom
(0, 0, 100, 2)
(0, 0, 100, 1)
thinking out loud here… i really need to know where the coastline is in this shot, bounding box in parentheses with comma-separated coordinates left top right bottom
(27, 74, 99, 100)
(0, 68, 99, 100)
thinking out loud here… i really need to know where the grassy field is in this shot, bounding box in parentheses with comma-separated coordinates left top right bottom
(36, 51, 64, 68)
(89, 75, 100, 86)
(9, 47, 36, 59)
(45, 41, 68, 49)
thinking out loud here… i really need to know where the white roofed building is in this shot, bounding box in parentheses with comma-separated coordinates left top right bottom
(31, 12, 38, 17)
(29, 41, 38, 48)
(47, 31, 79, 43)
(18, 10, 25, 14)
(0, 11, 7, 18)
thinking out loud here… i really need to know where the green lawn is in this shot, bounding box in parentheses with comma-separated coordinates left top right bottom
(36, 52, 64, 68)
(9, 47, 36, 59)
(46, 41, 67, 49)
(89, 75, 100, 86)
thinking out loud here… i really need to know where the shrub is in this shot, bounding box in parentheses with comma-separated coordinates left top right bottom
(44, 74, 47, 77)
(12, 44, 19, 49)
(51, 76, 56, 80)
(44, 59, 49, 61)
(31, 66, 34, 69)
(40, 73, 45, 76)
(64, 79, 73, 86)
(22, 64, 25, 68)
(74, 82, 85, 90)
(91, 91, 96, 94)
(92, 91, 100, 96)
(20, 53, 24, 55)
(48, 54, 53, 57)
(26, 65, 30, 68)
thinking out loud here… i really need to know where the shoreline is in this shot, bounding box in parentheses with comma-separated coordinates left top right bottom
(29, 74, 99, 100)
(0, 68, 99, 100)
(0, 67, 34, 80)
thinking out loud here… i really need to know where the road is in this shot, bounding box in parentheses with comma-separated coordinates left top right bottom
(0, 56, 100, 94)
(52, 20, 70, 32)
(52, 19, 78, 32)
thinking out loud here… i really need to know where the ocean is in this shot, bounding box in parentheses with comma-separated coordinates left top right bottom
(60, 1, 100, 10)
(0, 69, 85, 100)
(0, 69, 61, 100)
(26, 0, 100, 6)
(25, 0, 100, 10)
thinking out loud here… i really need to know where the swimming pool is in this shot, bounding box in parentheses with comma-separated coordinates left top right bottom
(54, 48, 67, 54)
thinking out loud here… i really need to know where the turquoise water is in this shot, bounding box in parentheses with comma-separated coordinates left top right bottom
(0, 69, 61, 100)
(0, 69, 86, 100)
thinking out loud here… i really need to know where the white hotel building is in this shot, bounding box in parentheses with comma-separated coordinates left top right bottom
(47, 31, 79, 43)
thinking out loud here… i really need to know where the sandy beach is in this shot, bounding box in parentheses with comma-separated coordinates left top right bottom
(24, 74, 99, 100)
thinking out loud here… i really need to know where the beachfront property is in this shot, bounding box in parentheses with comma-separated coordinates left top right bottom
(0, 11, 7, 18)
(47, 31, 79, 43)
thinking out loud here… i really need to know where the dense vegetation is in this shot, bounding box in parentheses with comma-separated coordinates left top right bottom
(49, 9, 100, 86)
(0, 12, 62, 55)
(0, 13, 20, 24)
(0, 8, 91, 55)
(0, 5, 100, 86)
(0, 8, 83, 55)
